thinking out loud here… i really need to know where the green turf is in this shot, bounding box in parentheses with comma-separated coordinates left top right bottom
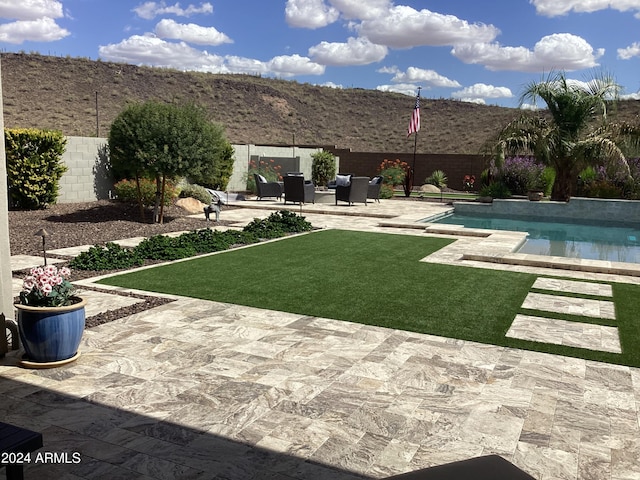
(98, 229, 640, 367)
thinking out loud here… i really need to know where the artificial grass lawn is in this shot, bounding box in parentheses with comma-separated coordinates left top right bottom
(98, 229, 640, 367)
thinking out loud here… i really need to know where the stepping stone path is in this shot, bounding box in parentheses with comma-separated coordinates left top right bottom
(506, 277, 621, 354)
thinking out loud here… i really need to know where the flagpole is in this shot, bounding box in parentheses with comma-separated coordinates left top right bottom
(405, 87, 421, 197)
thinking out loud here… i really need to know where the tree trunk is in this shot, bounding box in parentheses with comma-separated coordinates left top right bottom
(158, 175, 166, 225)
(403, 169, 413, 197)
(153, 175, 161, 223)
(550, 164, 573, 202)
(135, 175, 145, 221)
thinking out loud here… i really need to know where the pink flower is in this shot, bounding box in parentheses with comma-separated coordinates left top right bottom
(30, 266, 44, 277)
(59, 267, 71, 277)
(22, 276, 36, 292)
(44, 265, 57, 276)
(41, 284, 53, 295)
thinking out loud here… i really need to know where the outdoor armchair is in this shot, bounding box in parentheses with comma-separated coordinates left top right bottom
(253, 173, 282, 201)
(283, 175, 315, 204)
(367, 175, 384, 202)
(336, 176, 369, 205)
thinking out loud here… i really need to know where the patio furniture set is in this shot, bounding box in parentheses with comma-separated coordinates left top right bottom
(253, 173, 383, 205)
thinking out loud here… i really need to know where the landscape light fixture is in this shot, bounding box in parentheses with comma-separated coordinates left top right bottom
(34, 228, 50, 266)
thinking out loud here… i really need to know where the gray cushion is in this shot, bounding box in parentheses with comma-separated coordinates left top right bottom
(336, 174, 351, 186)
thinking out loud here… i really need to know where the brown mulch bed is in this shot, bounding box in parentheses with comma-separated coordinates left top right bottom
(9, 200, 234, 328)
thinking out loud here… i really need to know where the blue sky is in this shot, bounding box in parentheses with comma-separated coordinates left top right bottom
(0, 0, 639, 107)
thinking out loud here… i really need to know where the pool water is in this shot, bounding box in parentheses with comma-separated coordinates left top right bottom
(433, 213, 640, 264)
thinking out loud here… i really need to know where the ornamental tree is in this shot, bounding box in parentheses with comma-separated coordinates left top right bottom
(490, 71, 640, 201)
(108, 101, 230, 223)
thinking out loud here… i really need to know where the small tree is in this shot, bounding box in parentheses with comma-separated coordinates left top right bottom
(108, 101, 230, 223)
(311, 150, 337, 187)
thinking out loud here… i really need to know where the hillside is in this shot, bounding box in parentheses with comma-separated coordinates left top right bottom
(1, 53, 639, 154)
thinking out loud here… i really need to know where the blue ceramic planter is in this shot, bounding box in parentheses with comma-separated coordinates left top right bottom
(15, 297, 86, 364)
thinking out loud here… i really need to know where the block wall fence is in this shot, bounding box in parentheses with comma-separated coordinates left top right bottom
(55, 136, 486, 203)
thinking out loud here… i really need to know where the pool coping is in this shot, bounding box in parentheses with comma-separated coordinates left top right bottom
(380, 216, 640, 279)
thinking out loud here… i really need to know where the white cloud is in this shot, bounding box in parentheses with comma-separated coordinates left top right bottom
(621, 92, 640, 100)
(309, 36, 387, 66)
(0, 16, 69, 43)
(268, 54, 325, 76)
(457, 97, 486, 105)
(319, 81, 343, 88)
(133, 1, 213, 20)
(0, 0, 63, 20)
(452, 33, 604, 72)
(618, 42, 640, 59)
(327, 0, 391, 20)
(376, 83, 421, 96)
(452, 83, 513, 99)
(154, 18, 231, 46)
(358, 5, 499, 49)
(98, 35, 324, 77)
(520, 103, 540, 110)
(530, 0, 640, 17)
(285, 0, 339, 29)
(382, 66, 461, 88)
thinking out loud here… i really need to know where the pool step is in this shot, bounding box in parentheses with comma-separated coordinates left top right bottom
(506, 277, 621, 354)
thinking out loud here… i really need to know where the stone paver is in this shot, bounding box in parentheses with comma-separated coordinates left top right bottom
(521, 292, 616, 319)
(506, 314, 622, 353)
(532, 277, 613, 297)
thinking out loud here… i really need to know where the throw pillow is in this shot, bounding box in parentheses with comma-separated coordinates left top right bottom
(336, 174, 351, 187)
(257, 174, 267, 183)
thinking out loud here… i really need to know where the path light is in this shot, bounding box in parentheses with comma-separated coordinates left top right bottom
(34, 228, 49, 266)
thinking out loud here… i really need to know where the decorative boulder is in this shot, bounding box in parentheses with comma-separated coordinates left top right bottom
(420, 184, 441, 193)
(176, 197, 207, 213)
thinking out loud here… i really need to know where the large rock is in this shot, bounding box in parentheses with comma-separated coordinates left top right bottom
(420, 184, 441, 193)
(175, 197, 207, 213)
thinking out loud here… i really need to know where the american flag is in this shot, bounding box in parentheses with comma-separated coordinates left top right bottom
(407, 90, 421, 137)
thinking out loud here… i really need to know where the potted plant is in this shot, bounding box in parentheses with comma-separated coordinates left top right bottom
(15, 265, 86, 367)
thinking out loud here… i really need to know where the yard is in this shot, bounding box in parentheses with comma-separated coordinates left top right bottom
(98, 229, 640, 368)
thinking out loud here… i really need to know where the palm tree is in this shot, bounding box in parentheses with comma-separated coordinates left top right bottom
(491, 71, 640, 201)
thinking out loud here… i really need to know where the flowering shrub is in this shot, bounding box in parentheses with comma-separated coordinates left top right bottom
(246, 159, 283, 194)
(577, 160, 637, 199)
(494, 156, 546, 196)
(19, 265, 76, 307)
(378, 159, 409, 198)
(463, 175, 476, 191)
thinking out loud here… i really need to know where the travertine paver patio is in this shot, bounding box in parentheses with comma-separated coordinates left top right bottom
(4, 199, 640, 480)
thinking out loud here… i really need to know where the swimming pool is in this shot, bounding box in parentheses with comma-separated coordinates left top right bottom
(432, 213, 640, 264)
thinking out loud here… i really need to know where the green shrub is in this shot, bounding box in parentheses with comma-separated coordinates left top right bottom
(425, 170, 448, 189)
(180, 183, 212, 204)
(479, 182, 511, 199)
(134, 235, 197, 260)
(69, 243, 143, 270)
(70, 210, 313, 271)
(311, 150, 337, 187)
(5, 128, 67, 209)
(114, 178, 178, 206)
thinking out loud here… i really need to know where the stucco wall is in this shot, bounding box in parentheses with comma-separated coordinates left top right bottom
(57, 138, 329, 203)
